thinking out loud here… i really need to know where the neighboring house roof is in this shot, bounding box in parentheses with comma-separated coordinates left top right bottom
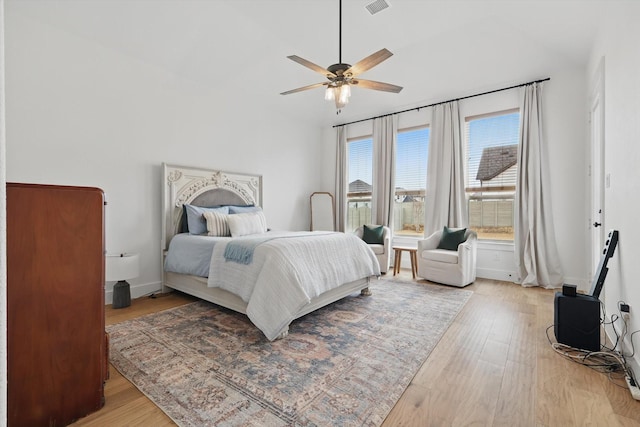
(476, 144, 518, 181)
(349, 179, 372, 193)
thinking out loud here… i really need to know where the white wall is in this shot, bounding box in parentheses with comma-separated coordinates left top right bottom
(588, 1, 640, 375)
(2, 2, 602, 300)
(4, 8, 325, 301)
(322, 67, 589, 288)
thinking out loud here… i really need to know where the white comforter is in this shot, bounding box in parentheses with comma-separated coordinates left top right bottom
(207, 231, 380, 340)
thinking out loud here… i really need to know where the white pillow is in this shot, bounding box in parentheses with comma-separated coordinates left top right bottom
(227, 211, 268, 237)
(203, 211, 231, 237)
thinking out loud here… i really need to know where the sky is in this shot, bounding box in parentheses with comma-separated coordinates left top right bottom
(348, 112, 520, 190)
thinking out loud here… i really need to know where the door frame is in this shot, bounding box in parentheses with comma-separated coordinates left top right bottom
(589, 58, 605, 276)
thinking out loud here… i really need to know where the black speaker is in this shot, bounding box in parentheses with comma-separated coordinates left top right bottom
(562, 284, 577, 297)
(554, 292, 601, 351)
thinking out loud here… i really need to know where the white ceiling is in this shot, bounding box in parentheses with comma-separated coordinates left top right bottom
(8, 0, 619, 127)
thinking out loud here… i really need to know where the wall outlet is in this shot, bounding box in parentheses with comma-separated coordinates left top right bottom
(620, 303, 631, 320)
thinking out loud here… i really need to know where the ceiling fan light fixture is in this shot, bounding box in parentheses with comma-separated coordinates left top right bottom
(325, 86, 335, 101)
(325, 84, 351, 108)
(337, 83, 351, 106)
(281, 0, 402, 112)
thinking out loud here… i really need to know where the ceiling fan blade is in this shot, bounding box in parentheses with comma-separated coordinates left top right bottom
(280, 82, 327, 95)
(354, 79, 403, 93)
(287, 55, 336, 78)
(345, 48, 393, 77)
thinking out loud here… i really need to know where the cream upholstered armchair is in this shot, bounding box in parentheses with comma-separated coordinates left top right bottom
(354, 225, 391, 274)
(417, 227, 477, 287)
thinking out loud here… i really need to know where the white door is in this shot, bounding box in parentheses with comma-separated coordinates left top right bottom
(590, 59, 605, 275)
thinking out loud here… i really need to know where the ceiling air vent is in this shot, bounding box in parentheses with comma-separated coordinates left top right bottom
(365, 0, 390, 15)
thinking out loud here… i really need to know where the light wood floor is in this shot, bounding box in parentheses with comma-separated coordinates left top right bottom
(72, 271, 640, 427)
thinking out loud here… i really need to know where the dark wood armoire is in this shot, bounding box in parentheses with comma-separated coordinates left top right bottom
(7, 183, 108, 426)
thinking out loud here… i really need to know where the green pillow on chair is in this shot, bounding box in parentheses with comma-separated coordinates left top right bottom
(362, 225, 385, 244)
(437, 226, 467, 251)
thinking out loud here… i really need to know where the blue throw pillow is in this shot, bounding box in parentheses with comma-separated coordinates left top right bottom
(228, 205, 261, 214)
(437, 226, 467, 251)
(362, 225, 385, 244)
(184, 205, 229, 235)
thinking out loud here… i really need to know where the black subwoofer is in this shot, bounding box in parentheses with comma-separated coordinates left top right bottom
(554, 292, 601, 352)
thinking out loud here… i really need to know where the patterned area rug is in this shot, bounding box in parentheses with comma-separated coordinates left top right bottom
(107, 278, 472, 426)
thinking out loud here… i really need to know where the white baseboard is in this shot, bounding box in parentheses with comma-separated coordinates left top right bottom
(476, 269, 591, 291)
(105, 281, 163, 305)
(476, 267, 518, 283)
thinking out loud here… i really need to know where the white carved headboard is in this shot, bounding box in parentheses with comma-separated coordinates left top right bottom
(162, 163, 262, 251)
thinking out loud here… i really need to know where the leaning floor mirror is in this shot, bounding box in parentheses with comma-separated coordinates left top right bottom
(310, 192, 335, 231)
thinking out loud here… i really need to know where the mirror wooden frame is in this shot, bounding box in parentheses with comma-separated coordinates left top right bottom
(310, 192, 335, 231)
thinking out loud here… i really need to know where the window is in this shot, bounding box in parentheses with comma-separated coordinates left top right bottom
(465, 110, 520, 240)
(394, 127, 429, 236)
(347, 137, 373, 231)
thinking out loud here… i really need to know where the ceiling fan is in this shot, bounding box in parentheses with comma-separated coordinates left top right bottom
(280, 0, 403, 112)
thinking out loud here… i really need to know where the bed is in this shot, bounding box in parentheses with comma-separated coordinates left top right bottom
(161, 163, 380, 340)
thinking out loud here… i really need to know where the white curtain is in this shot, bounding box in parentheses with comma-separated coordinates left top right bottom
(424, 101, 467, 236)
(334, 125, 348, 232)
(514, 83, 563, 288)
(371, 115, 397, 227)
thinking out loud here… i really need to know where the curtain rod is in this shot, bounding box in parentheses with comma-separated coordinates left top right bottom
(332, 77, 551, 128)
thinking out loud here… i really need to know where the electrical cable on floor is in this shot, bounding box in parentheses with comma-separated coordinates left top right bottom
(545, 325, 629, 389)
(138, 289, 163, 298)
(545, 299, 640, 391)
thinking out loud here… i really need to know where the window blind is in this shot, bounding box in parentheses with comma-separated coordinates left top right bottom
(466, 111, 520, 192)
(395, 127, 429, 196)
(348, 138, 373, 193)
